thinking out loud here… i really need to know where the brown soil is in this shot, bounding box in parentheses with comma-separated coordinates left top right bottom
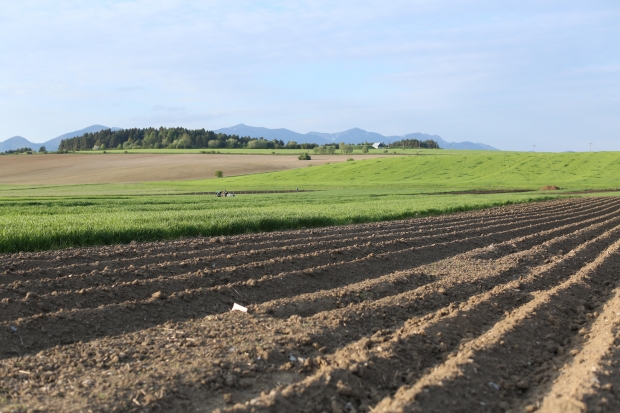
(2, 197, 620, 412)
(540, 185, 561, 191)
(0, 154, 383, 185)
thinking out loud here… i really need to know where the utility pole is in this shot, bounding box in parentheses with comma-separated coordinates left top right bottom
(589, 143, 593, 152)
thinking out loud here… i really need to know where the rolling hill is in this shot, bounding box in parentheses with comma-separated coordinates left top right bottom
(200, 151, 620, 191)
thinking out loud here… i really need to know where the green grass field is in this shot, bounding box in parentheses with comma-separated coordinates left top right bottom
(1, 150, 619, 253)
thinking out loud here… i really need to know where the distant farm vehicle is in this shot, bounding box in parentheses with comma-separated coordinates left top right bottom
(215, 191, 235, 197)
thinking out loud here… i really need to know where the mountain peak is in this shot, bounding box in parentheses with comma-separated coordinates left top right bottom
(0, 125, 118, 152)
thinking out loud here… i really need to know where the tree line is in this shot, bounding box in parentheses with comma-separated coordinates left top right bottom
(2, 146, 47, 154)
(58, 127, 321, 151)
(390, 138, 440, 149)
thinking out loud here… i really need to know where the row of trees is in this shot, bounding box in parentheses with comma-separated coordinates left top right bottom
(3, 146, 46, 154)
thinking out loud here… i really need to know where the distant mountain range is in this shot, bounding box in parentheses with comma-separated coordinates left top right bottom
(1, 124, 497, 151)
(0, 125, 120, 152)
(215, 124, 498, 150)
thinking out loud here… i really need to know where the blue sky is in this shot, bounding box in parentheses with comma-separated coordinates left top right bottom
(0, 1, 618, 151)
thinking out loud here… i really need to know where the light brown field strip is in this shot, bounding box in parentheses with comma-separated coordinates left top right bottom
(0, 153, 385, 184)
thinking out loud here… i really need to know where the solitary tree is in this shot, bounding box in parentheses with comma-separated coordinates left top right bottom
(38, 146, 46, 153)
(215, 170, 224, 178)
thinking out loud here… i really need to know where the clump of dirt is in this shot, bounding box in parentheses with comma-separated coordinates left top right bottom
(540, 185, 561, 190)
(1, 197, 620, 412)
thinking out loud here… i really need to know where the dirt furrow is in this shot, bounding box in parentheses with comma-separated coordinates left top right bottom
(257, 204, 620, 321)
(536, 288, 620, 413)
(209, 221, 620, 412)
(373, 236, 620, 412)
(38, 209, 607, 412)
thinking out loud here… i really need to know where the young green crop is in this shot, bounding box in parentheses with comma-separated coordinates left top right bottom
(0, 190, 570, 253)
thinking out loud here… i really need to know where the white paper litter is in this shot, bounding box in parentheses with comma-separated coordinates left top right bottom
(231, 303, 248, 312)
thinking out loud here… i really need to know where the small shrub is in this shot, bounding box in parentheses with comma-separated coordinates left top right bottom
(298, 153, 311, 160)
(215, 170, 224, 178)
(103, 150, 107, 154)
(124, 150, 128, 154)
(347, 158, 354, 161)
(362, 145, 369, 154)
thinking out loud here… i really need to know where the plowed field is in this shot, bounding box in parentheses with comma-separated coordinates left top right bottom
(2, 197, 620, 412)
(0, 154, 381, 185)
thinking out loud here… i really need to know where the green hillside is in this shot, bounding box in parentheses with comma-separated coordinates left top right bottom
(167, 151, 620, 192)
(1, 151, 618, 198)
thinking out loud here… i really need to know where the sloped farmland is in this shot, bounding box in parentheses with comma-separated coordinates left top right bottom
(2, 197, 620, 412)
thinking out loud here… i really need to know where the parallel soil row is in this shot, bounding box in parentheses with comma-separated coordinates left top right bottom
(1, 197, 620, 412)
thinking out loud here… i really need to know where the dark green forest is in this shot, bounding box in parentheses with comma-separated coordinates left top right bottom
(58, 127, 319, 151)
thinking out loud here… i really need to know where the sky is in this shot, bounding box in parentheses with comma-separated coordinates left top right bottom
(0, 1, 619, 151)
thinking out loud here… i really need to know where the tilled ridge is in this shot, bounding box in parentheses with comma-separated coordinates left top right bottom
(537, 288, 620, 413)
(214, 219, 620, 413)
(374, 236, 620, 412)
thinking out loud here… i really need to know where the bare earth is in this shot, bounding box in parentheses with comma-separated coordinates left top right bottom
(0, 154, 382, 185)
(2, 197, 620, 412)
